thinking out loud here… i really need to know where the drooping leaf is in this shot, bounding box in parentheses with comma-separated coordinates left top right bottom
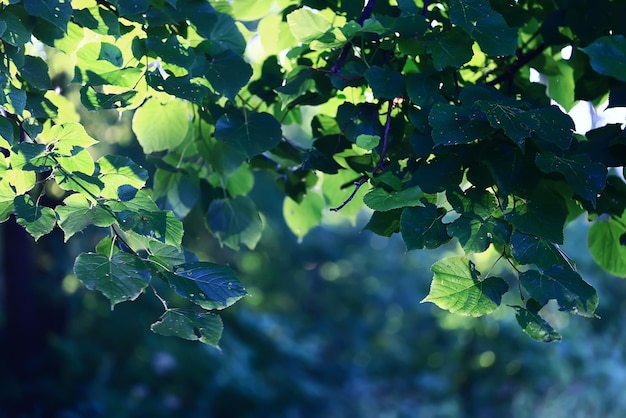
(131, 98, 190, 154)
(512, 301, 562, 342)
(286, 7, 333, 43)
(364, 66, 406, 99)
(422, 256, 508, 316)
(588, 213, 626, 276)
(14, 194, 56, 241)
(214, 110, 282, 159)
(151, 309, 223, 348)
(510, 231, 572, 269)
(400, 203, 451, 250)
(153, 169, 200, 219)
(73, 252, 151, 309)
(519, 266, 598, 317)
(207, 195, 263, 250)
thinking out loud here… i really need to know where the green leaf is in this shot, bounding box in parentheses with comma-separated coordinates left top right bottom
(580, 35, 626, 82)
(423, 256, 508, 316)
(14, 194, 56, 241)
(530, 106, 575, 149)
(287, 7, 333, 43)
(97, 155, 148, 199)
(115, 208, 183, 248)
(153, 169, 200, 219)
(283, 192, 324, 239)
(20, 56, 51, 91)
(214, 110, 282, 159)
(73, 252, 151, 309)
(510, 231, 572, 269)
(132, 98, 190, 154)
(207, 195, 263, 250)
(47, 122, 99, 151)
(24, 0, 72, 31)
(1, 11, 32, 46)
(447, 216, 510, 253)
(56, 194, 116, 242)
(158, 262, 247, 310)
(80, 86, 138, 111)
(400, 203, 451, 250)
(364, 209, 402, 237)
(475, 101, 538, 147)
(151, 309, 223, 348)
(355, 134, 380, 151)
(364, 66, 406, 100)
(512, 302, 562, 342)
(520, 266, 598, 317)
(505, 187, 568, 244)
(449, 0, 517, 56)
(535, 152, 607, 206)
(588, 213, 626, 276)
(429, 103, 493, 146)
(364, 186, 424, 212)
(425, 28, 474, 70)
(202, 50, 253, 100)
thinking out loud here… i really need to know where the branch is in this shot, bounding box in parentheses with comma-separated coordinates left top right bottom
(330, 176, 369, 212)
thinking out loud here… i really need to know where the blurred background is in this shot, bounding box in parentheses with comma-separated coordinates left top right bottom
(2, 68, 626, 418)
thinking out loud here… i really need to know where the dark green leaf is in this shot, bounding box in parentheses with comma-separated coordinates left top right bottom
(530, 106, 575, 149)
(448, 216, 510, 253)
(425, 28, 474, 70)
(520, 266, 598, 317)
(475, 101, 538, 147)
(24, 0, 72, 31)
(214, 110, 282, 159)
(429, 103, 493, 146)
(73, 252, 151, 308)
(512, 302, 562, 342)
(363, 209, 402, 237)
(158, 262, 247, 310)
(20, 56, 51, 91)
(364, 66, 406, 99)
(80, 86, 138, 111)
(580, 35, 626, 82)
(151, 309, 223, 348)
(201, 50, 253, 100)
(535, 152, 607, 206)
(510, 231, 572, 269)
(14, 194, 56, 240)
(153, 169, 200, 219)
(400, 203, 450, 250)
(207, 195, 263, 250)
(423, 256, 508, 316)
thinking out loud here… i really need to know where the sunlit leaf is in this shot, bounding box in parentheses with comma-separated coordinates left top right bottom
(132, 98, 190, 154)
(588, 213, 626, 276)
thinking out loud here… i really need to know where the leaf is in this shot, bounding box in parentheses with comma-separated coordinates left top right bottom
(588, 213, 626, 276)
(20, 56, 51, 91)
(286, 7, 333, 43)
(207, 195, 263, 250)
(447, 216, 510, 253)
(24, 0, 72, 31)
(14, 194, 56, 241)
(115, 208, 183, 248)
(153, 169, 200, 219)
(475, 101, 538, 147)
(48, 123, 99, 151)
(364, 209, 402, 237)
(80, 86, 138, 111)
(425, 28, 474, 70)
(97, 155, 148, 199)
(535, 152, 607, 206)
(422, 256, 508, 317)
(510, 231, 572, 269)
(56, 194, 116, 241)
(73, 252, 151, 309)
(364, 66, 406, 99)
(529, 106, 575, 149)
(131, 98, 190, 154)
(429, 103, 493, 146)
(580, 35, 626, 82)
(512, 302, 562, 342)
(283, 192, 324, 240)
(214, 110, 282, 159)
(519, 266, 598, 317)
(400, 203, 451, 250)
(202, 50, 253, 100)
(151, 309, 223, 348)
(355, 134, 380, 151)
(364, 186, 424, 212)
(448, 0, 517, 56)
(158, 262, 247, 310)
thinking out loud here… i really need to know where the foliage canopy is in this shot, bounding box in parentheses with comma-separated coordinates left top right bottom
(1, 0, 626, 345)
